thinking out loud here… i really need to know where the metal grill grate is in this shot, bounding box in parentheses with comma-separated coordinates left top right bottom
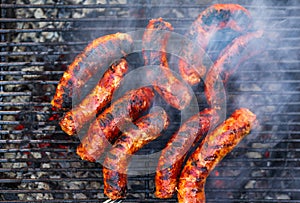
(1, 0, 300, 202)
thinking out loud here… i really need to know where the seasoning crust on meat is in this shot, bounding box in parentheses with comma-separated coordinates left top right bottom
(155, 108, 220, 199)
(179, 4, 252, 86)
(59, 58, 129, 136)
(142, 18, 192, 110)
(51, 33, 133, 110)
(103, 107, 169, 200)
(177, 108, 257, 203)
(204, 30, 264, 108)
(76, 87, 154, 162)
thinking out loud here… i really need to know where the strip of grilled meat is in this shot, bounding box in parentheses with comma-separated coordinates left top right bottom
(59, 58, 129, 136)
(103, 107, 169, 200)
(76, 87, 154, 162)
(155, 108, 220, 198)
(204, 30, 264, 108)
(142, 18, 192, 110)
(178, 4, 252, 86)
(177, 108, 257, 203)
(51, 33, 133, 110)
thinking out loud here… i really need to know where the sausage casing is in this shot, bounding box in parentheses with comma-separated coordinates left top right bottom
(51, 33, 133, 110)
(103, 107, 169, 200)
(142, 18, 192, 110)
(142, 17, 173, 67)
(204, 30, 264, 108)
(177, 108, 257, 203)
(76, 87, 154, 162)
(59, 58, 129, 136)
(179, 4, 252, 86)
(155, 108, 220, 198)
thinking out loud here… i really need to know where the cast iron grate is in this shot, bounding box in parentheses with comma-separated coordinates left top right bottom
(1, 0, 300, 202)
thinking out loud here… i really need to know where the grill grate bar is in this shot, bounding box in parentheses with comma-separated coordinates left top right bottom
(1, 174, 300, 182)
(0, 101, 299, 108)
(2, 48, 300, 58)
(0, 189, 104, 194)
(4, 69, 300, 77)
(0, 130, 64, 134)
(0, 201, 298, 203)
(2, 158, 300, 163)
(0, 80, 58, 85)
(0, 61, 66, 67)
(0, 102, 51, 106)
(1, 37, 299, 48)
(0, 200, 296, 203)
(1, 27, 300, 34)
(0, 110, 56, 115)
(0, 92, 33, 96)
(0, 27, 138, 34)
(1, 59, 299, 67)
(0, 110, 299, 116)
(1, 16, 299, 23)
(0, 168, 102, 173)
(0, 188, 299, 194)
(2, 137, 300, 144)
(1, 0, 300, 202)
(0, 51, 71, 57)
(0, 41, 86, 47)
(2, 79, 300, 89)
(0, 201, 114, 203)
(1, 3, 298, 9)
(0, 165, 300, 171)
(2, 146, 300, 153)
(2, 130, 300, 136)
(1, 118, 299, 126)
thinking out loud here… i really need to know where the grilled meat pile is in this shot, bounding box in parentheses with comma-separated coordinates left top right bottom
(52, 4, 263, 202)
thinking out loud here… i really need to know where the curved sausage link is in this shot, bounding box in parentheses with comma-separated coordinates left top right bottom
(153, 65, 193, 110)
(155, 108, 220, 199)
(103, 107, 169, 200)
(59, 58, 129, 136)
(76, 87, 154, 162)
(142, 17, 173, 67)
(142, 18, 192, 110)
(177, 108, 257, 203)
(204, 30, 264, 108)
(179, 4, 252, 86)
(51, 33, 133, 110)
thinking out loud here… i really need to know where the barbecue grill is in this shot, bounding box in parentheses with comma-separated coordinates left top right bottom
(1, 0, 300, 202)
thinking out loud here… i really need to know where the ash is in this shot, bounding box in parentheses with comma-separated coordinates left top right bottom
(1, 0, 300, 202)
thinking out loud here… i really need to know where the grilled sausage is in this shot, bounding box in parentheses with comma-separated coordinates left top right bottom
(177, 108, 257, 203)
(152, 65, 193, 110)
(155, 108, 220, 199)
(178, 4, 252, 86)
(142, 18, 192, 110)
(59, 58, 129, 136)
(204, 30, 264, 108)
(142, 17, 173, 67)
(103, 107, 169, 200)
(51, 33, 133, 110)
(76, 87, 154, 162)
